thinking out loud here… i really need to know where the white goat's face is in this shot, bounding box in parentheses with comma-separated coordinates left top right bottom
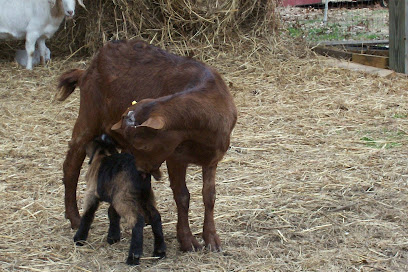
(62, 0, 76, 18)
(61, 0, 85, 18)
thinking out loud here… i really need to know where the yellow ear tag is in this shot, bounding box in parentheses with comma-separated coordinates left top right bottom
(132, 101, 137, 105)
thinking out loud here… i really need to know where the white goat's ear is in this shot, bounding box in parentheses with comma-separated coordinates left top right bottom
(139, 116, 165, 130)
(77, 0, 86, 9)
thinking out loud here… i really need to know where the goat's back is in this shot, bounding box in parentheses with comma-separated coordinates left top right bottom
(78, 40, 226, 118)
(97, 153, 152, 202)
(99, 40, 212, 97)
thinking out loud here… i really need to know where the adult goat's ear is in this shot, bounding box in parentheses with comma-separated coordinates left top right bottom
(139, 116, 165, 130)
(111, 120, 122, 131)
(77, 0, 86, 9)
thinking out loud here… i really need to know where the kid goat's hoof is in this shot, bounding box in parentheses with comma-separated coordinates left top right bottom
(107, 236, 120, 245)
(75, 241, 86, 246)
(153, 250, 166, 259)
(73, 235, 86, 246)
(126, 254, 140, 266)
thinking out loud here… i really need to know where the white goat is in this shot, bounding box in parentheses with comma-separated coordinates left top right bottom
(0, 0, 85, 70)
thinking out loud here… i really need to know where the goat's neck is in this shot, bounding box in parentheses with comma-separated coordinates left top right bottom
(154, 91, 229, 149)
(50, 0, 64, 18)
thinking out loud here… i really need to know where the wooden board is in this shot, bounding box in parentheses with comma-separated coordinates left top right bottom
(351, 53, 389, 69)
(317, 40, 389, 46)
(281, 0, 321, 6)
(313, 45, 389, 69)
(312, 46, 352, 60)
(281, 0, 365, 6)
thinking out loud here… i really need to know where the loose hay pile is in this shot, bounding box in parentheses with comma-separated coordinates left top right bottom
(0, 0, 278, 62)
(51, 0, 279, 57)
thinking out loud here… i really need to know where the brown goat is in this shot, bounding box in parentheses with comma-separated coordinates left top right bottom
(56, 39, 237, 251)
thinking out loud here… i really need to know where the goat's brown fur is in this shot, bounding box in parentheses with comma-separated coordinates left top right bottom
(50, 0, 64, 18)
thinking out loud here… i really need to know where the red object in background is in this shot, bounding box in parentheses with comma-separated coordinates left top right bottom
(281, 0, 322, 6)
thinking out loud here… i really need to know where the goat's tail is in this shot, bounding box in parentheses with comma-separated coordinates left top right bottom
(55, 69, 85, 101)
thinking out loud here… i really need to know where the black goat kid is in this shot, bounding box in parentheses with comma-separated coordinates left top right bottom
(73, 134, 166, 265)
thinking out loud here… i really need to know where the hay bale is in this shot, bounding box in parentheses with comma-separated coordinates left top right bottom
(50, 0, 279, 57)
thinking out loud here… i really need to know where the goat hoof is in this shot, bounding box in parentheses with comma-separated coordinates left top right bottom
(179, 236, 202, 252)
(205, 244, 222, 252)
(126, 255, 140, 266)
(68, 215, 81, 229)
(75, 241, 86, 246)
(203, 232, 221, 252)
(73, 234, 86, 246)
(73, 238, 86, 246)
(107, 236, 120, 245)
(153, 250, 166, 259)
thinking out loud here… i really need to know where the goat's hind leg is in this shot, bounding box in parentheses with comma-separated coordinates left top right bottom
(107, 205, 121, 245)
(64, 125, 97, 229)
(73, 196, 99, 246)
(37, 38, 48, 65)
(127, 215, 145, 265)
(202, 165, 221, 251)
(148, 206, 166, 258)
(114, 200, 144, 265)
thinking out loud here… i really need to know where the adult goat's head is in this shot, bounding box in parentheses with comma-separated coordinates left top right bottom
(53, 0, 85, 19)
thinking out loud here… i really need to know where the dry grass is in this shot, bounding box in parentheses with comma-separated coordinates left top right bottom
(48, 0, 279, 57)
(1, 34, 408, 271)
(0, 0, 279, 62)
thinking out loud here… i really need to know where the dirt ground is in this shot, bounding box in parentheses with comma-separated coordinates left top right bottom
(1, 35, 408, 271)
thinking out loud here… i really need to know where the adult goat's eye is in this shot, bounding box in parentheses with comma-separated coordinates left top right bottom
(125, 111, 136, 126)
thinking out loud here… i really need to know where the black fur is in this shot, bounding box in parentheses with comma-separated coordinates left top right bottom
(73, 134, 166, 266)
(96, 153, 151, 203)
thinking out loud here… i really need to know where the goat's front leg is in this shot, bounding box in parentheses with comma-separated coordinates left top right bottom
(166, 159, 201, 251)
(24, 33, 37, 70)
(202, 164, 221, 251)
(127, 215, 145, 265)
(107, 206, 121, 244)
(73, 197, 99, 245)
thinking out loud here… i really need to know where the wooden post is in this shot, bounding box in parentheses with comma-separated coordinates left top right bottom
(323, 0, 329, 24)
(389, 0, 408, 73)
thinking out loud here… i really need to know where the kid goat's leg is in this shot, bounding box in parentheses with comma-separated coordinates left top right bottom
(127, 215, 145, 265)
(73, 196, 99, 245)
(107, 206, 121, 245)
